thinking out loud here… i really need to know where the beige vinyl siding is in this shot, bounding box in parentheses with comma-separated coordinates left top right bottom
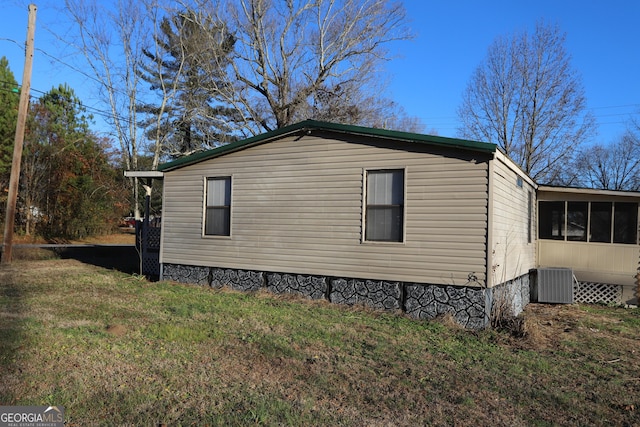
(489, 153, 537, 287)
(538, 240, 638, 276)
(161, 134, 490, 286)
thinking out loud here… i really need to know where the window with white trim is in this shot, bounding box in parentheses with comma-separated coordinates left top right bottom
(205, 177, 231, 236)
(365, 169, 404, 242)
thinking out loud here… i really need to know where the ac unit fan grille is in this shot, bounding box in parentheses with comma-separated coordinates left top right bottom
(536, 268, 574, 304)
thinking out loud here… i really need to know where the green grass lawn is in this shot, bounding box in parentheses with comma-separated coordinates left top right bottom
(1, 259, 639, 426)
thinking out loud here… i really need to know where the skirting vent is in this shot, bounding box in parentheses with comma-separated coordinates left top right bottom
(533, 268, 574, 304)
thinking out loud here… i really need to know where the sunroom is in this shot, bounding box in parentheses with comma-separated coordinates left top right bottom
(537, 185, 640, 305)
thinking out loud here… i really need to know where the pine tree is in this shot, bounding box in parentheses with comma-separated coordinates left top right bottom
(0, 57, 20, 203)
(138, 9, 238, 158)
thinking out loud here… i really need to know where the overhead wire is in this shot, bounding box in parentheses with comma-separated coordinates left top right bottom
(0, 37, 138, 126)
(0, 80, 135, 126)
(1, 37, 639, 136)
(416, 104, 640, 133)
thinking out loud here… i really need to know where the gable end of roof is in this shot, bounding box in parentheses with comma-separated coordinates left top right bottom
(158, 120, 496, 172)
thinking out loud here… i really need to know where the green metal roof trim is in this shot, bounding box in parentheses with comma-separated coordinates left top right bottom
(158, 120, 496, 172)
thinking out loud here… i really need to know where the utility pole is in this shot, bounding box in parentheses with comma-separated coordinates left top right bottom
(2, 4, 37, 264)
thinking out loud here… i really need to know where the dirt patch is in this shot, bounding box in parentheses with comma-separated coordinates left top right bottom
(496, 302, 638, 355)
(106, 324, 127, 336)
(518, 303, 584, 349)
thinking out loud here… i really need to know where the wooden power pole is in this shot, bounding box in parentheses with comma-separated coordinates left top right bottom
(2, 4, 37, 264)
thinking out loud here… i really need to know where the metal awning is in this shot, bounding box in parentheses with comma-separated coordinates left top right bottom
(124, 170, 164, 179)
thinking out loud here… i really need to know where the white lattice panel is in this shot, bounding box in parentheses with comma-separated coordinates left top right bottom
(574, 282, 622, 304)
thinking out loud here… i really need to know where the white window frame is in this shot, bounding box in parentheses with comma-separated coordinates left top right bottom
(203, 175, 232, 238)
(362, 167, 407, 244)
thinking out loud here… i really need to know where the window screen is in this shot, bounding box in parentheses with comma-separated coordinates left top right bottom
(613, 202, 638, 244)
(205, 177, 231, 236)
(365, 169, 404, 242)
(538, 201, 565, 240)
(589, 202, 612, 243)
(539, 200, 638, 245)
(566, 202, 588, 241)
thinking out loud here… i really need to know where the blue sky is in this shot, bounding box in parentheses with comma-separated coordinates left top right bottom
(1, 0, 639, 144)
(389, 1, 640, 142)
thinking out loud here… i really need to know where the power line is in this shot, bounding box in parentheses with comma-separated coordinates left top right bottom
(3, 37, 639, 135)
(0, 79, 135, 126)
(35, 46, 113, 90)
(416, 107, 639, 127)
(588, 103, 640, 110)
(1, 36, 135, 105)
(1, 37, 101, 83)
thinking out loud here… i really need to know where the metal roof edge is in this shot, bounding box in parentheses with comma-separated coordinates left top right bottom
(158, 120, 497, 172)
(304, 120, 497, 153)
(158, 122, 308, 171)
(538, 185, 640, 198)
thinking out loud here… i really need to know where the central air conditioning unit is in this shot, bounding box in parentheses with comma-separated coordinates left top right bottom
(531, 268, 574, 304)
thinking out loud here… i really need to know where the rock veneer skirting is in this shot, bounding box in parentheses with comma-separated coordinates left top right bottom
(162, 263, 529, 329)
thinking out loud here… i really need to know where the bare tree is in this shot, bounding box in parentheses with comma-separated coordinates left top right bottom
(179, 0, 415, 136)
(63, 0, 163, 218)
(457, 21, 595, 184)
(574, 130, 640, 191)
(307, 78, 424, 132)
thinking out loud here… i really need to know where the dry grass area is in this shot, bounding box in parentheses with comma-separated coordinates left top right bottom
(9, 229, 136, 245)
(0, 258, 639, 426)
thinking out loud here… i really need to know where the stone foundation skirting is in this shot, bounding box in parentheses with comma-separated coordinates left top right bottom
(490, 274, 530, 319)
(211, 269, 263, 292)
(404, 284, 489, 330)
(330, 278, 402, 310)
(267, 273, 328, 300)
(161, 263, 530, 329)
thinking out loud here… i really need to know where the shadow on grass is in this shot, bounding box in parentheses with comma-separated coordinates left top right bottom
(52, 245, 140, 275)
(0, 244, 140, 403)
(11, 244, 140, 275)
